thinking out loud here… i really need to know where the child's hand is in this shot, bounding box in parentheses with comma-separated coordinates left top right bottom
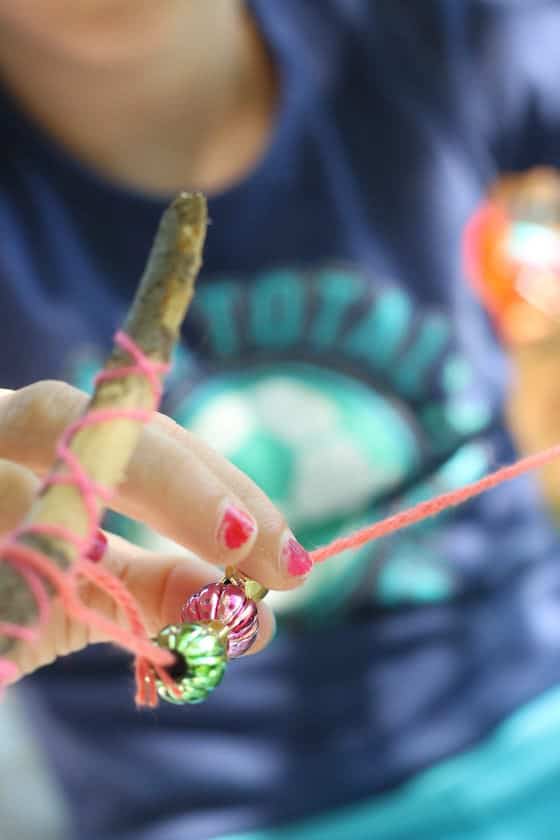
(0, 381, 311, 677)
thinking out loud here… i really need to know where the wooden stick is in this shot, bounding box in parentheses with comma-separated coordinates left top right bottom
(0, 192, 208, 655)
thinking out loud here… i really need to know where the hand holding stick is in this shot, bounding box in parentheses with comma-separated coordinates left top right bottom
(0, 194, 208, 686)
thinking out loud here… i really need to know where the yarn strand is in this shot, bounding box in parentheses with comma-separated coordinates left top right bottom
(311, 443, 560, 563)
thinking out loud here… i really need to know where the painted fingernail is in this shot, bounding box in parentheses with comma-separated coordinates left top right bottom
(217, 504, 256, 550)
(280, 532, 313, 577)
(86, 530, 108, 563)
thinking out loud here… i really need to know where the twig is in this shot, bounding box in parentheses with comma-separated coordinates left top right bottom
(0, 192, 208, 655)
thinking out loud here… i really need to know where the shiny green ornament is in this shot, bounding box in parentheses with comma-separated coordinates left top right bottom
(155, 623, 227, 705)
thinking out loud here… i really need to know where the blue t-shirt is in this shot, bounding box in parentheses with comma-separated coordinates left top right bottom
(4, 1, 560, 838)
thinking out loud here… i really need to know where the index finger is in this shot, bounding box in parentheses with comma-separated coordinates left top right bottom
(0, 383, 312, 589)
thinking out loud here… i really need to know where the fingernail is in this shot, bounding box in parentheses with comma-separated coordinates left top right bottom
(280, 532, 313, 577)
(86, 530, 108, 563)
(217, 504, 256, 550)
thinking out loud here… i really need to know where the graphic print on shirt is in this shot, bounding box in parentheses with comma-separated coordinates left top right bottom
(69, 265, 494, 621)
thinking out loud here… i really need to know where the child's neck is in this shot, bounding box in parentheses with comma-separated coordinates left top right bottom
(0, 1, 277, 196)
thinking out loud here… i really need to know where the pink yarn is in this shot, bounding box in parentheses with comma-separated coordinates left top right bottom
(310, 443, 560, 563)
(0, 331, 180, 706)
(2, 329, 560, 707)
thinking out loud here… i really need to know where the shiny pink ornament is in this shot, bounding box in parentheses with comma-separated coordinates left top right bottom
(181, 582, 259, 658)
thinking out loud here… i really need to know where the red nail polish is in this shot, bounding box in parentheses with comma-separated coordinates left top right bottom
(86, 531, 108, 563)
(217, 505, 256, 550)
(282, 535, 313, 577)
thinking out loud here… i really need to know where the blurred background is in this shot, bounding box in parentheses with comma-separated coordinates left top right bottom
(2, 157, 560, 840)
(3, 165, 560, 839)
(0, 692, 67, 838)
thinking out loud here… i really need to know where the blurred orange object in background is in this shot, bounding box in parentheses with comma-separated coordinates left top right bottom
(464, 167, 560, 345)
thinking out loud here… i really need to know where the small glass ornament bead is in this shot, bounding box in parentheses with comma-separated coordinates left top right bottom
(155, 623, 227, 705)
(181, 581, 259, 658)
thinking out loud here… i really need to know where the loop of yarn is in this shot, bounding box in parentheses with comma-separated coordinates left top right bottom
(0, 331, 181, 706)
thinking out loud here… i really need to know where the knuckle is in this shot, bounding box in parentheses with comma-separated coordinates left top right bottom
(0, 459, 36, 503)
(0, 460, 37, 532)
(20, 380, 83, 430)
(0, 381, 86, 461)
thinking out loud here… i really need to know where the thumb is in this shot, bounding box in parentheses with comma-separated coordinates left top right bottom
(7, 534, 275, 681)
